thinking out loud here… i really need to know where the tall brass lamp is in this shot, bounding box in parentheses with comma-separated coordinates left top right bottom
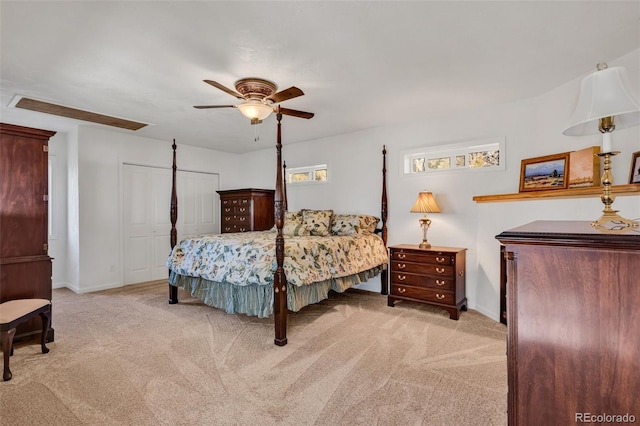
(410, 191, 441, 248)
(563, 63, 640, 230)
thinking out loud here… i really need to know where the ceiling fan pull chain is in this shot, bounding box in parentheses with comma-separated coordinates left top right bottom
(254, 123, 260, 142)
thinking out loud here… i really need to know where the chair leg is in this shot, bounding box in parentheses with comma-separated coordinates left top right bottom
(39, 312, 50, 354)
(1, 328, 16, 381)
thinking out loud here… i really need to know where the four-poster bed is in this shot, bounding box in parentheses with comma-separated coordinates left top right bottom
(167, 111, 389, 346)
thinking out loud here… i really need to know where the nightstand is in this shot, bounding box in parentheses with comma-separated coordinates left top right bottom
(387, 244, 467, 320)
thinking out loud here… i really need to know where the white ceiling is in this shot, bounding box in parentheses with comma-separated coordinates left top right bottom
(1, 1, 639, 154)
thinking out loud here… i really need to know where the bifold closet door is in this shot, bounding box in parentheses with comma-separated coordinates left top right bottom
(123, 164, 219, 284)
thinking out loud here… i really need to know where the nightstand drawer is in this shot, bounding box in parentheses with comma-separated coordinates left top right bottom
(391, 260, 454, 277)
(390, 250, 455, 266)
(390, 284, 454, 305)
(390, 271, 454, 290)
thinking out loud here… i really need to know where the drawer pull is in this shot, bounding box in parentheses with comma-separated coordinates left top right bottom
(232, 200, 238, 204)
(398, 263, 406, 269)
(398, 287, 406, 294)
(436, 279, 446, 286)
(224, 227, 231, 231)
(397, 253, 406, 259)
(239, 208, 247, 212)
(397, 275, 406, 281)
(436, 293, 445, 300)
(436, 267, 445, 274)
(239, 228, 246, 232)
(436, 256, 446, 263)
(240, 217, 246, 221)
(224, 208, 231, 212)
(224, 217, 231, 222)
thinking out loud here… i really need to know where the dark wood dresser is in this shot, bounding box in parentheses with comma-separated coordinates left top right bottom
(217, 188, 275, 233)
(387, 245, 467, 319)
(0, 123, 56, 342)
(496, 221, 640, 425)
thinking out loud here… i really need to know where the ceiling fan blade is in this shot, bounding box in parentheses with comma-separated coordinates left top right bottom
(203, 80, 245, 99)
(267, 87, 304, 103)
(279, 107, 314, 119)
(193, 105, 236, 109)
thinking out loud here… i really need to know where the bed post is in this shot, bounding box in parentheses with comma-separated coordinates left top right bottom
(169, 139, 179, 304)
(283, 161, 288, 212)
(380, 145, 388, 295)
(273, 110, 288, 346)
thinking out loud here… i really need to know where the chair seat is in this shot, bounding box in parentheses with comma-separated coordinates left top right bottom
(0, 298, 51, 381)
(0, 299, 50, 327)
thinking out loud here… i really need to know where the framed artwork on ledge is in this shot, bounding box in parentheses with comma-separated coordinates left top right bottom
(519, 152, 570, 192)
(630, 151, 640, 184)
(569, 146, 601, 188)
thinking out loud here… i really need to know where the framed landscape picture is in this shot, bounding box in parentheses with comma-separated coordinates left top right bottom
(519, 152, 570, 192)
(569, 146, 601, 188)
(630, 151, 640, 184)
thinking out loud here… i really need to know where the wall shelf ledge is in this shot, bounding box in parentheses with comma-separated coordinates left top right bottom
(473, 184, 640, 203)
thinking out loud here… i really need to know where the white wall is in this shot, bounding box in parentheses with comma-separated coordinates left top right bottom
(239, 49, 640, 321)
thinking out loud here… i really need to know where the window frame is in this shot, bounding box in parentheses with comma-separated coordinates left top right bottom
(401, 137, 506, 176)
(286, 163, 329, 185)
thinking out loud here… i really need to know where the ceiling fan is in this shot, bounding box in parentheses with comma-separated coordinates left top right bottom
(194, 78, 314, 124)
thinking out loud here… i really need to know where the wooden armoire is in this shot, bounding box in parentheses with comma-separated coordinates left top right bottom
(496, 220, 640, 425)
(0, 123, 56, 342)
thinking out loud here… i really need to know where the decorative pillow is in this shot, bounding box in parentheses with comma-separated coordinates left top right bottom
(331, 214, 380, 235)
(301, 209, 333, 236)
(358, 215, 380, 234)
(270, 211, 310, 236)
(331, 214, 361, 236)
(282, 211, 310, 236)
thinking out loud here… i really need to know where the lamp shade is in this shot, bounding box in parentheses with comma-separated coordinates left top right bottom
(563, 66, 640, 136)
(410, 191, 441, 213)
(237, 100, 273, 121)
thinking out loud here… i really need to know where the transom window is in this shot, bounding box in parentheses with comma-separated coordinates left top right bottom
(402, 137, 505, 175)
(287, 164, 328, 184)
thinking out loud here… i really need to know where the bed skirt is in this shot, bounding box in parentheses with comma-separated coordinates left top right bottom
(169, 265, 385, 318)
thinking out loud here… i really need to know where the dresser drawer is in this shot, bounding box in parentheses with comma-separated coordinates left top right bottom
(391, 260, 454, 277)
(390, 284, 454, 305)
(222, 215, 250, 225)
(390, 250, 455, 266)
(222, 224, 249, 233)
(390, 271, 454, 290)
(221, 198, 251, 207)
(222, 205, 251, 215)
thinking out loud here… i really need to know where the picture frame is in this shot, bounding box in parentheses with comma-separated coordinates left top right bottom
(630, 151, 640, 184)
(569, 146, 601, 188)
(519, 152, 570, 192)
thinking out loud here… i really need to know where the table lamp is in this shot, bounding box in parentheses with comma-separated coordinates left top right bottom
(562, 63, 640, 230)
(410, 191, 440, 248)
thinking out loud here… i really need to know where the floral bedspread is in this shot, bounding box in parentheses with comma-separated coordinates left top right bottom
(167, 230, 389, 287)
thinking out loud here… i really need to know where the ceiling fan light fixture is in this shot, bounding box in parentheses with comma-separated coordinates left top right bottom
(237, 100, 273, 121)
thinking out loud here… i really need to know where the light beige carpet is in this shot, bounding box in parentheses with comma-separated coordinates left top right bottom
(0, 281, 507, 425)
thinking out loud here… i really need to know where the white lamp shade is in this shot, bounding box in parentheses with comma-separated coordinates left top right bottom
(563, 66, 640, 136)
(237, 101, 273, 121)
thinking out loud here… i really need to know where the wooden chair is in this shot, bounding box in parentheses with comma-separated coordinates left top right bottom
(0, 299, 51, 381)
